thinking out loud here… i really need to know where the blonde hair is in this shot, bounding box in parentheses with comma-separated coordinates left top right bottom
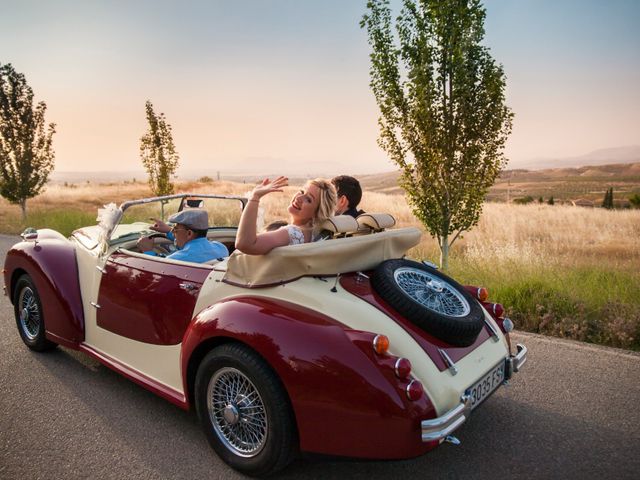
(308, 178, 337, 234)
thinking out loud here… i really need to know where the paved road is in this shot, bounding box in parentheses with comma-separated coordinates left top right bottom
(1, 233, 639, 479)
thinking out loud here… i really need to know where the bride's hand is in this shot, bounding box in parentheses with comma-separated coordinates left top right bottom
(249, 176, 288, 201)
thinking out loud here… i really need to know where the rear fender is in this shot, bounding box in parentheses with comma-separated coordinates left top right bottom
(3, 230, 84, 348)
(181, 296, 436, 458)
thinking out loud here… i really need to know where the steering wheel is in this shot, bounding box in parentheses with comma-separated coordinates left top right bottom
(139, 231, 174, 255)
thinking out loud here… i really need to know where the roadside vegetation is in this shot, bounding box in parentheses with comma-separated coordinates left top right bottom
(1, 180, 638, 351)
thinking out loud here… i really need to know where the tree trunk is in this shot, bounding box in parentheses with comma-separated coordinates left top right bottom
(440, 234, 449, 271)
(20, 199, 27, 221)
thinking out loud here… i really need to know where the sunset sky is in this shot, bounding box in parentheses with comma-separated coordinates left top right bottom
(1, 0, 639, 176)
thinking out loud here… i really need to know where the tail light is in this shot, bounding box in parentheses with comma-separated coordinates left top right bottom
(394, 358, 412, 380)
(476, 287, 489, 302)
(465, 285, 489, 302)
(490, 303, 504, 318)
(406, 380, 424, 400)
(368, 335, 422, 401)
(373, 334, 389, 355)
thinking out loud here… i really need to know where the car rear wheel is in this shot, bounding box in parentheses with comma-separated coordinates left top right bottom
(371, 259, 484, 347)
(13, 274, 57, 352)
(194, 343, 297, 476)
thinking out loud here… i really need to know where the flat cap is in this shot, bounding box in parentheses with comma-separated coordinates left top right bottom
(168, 209, 209, 231)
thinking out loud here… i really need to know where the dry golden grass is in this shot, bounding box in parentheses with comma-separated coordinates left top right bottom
(2, 180, 638, 270)
(1, 179, 639, 349)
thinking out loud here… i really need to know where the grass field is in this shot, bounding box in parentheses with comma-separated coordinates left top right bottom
(2, 179, 639, 350)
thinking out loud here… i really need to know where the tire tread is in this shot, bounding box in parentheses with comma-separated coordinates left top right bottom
(371, 260, 484, 347)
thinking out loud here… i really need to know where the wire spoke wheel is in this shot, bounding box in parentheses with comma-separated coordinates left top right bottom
(13, 274, 57, 352)
(394, 267, 470, 317)
(207, 367, 268, 458)
(19, 286, 42, 340)
(196, 344, 297, 475)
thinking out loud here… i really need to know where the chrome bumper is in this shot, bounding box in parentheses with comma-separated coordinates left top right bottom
(421, 343, 528, 443)
(505, 343, 527, 379)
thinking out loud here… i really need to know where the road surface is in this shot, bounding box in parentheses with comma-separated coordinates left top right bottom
(0, 234, 638, 479)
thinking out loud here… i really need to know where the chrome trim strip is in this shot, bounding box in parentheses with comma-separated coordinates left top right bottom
(421, 395, 471, 442)
(90, 302, 101, 309)
(438, 348, 458, 376)
(483, 314, 500, 341)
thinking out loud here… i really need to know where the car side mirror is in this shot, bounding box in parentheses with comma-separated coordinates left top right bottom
(186, 199, 204, 208)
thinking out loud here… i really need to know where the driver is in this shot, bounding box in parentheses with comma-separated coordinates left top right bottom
(136, 209, 228, 263)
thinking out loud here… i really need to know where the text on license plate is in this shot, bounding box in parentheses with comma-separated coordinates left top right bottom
(465, 361, 505, 410)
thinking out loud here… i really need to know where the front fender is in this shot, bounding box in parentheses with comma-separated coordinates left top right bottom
(181, 296, 436, 459)
(3, 230, 84, 347)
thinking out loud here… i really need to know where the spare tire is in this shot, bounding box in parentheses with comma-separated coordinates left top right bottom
(371, 259, 484, 347)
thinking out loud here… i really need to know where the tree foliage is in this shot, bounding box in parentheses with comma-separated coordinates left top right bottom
(602, 187, 614, 209)
(361, 0, 512, 268)
(140, 100, 179, 197)
(0, 62, 56, 220)
(629, 193, 640, 209)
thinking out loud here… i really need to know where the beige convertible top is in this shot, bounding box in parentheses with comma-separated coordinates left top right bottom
(223, 227, 422, 288)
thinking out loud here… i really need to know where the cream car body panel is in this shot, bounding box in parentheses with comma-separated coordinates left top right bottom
(72, 235, 185, 394)
(195, 269, 510, 415)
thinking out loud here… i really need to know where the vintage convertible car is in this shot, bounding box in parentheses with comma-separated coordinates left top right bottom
(3, 192, 526, 476)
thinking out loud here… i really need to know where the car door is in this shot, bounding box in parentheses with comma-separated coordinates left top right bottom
(96, 251, 211, 345)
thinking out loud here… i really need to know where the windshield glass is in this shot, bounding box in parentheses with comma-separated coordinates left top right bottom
(109, 195, 244, 243)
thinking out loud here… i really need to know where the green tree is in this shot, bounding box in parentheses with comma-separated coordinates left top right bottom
(361, 0, 512, 269)
(547, 196, 554, 206)
(140, 100, 179, 198)
(0, 62, 56, 220)
(602, 187, 613, 209)
(629, 193, 640, 209)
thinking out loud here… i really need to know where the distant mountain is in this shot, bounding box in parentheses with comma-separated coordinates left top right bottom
(515, 146, 640, 170)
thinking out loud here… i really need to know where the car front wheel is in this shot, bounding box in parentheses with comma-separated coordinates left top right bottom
(194, 343, 297, 476)
(13, 274, 57, 352)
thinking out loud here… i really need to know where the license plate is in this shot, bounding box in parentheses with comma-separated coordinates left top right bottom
(465, 360, 505, 410)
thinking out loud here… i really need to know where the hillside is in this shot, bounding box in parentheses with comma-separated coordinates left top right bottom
(359, 162, 640, 205)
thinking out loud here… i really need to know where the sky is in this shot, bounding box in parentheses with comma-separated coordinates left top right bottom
(1, 0, 639, 176)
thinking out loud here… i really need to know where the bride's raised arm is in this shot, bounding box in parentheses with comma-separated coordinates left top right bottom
(235, 176, 291, 255)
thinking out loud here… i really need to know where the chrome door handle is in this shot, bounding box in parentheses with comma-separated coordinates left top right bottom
(179, 283, 198, 291)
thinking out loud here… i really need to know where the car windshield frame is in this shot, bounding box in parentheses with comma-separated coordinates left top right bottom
(107, 193, 247, 246)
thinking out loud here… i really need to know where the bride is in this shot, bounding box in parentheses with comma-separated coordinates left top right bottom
(235, 176, 337, 255)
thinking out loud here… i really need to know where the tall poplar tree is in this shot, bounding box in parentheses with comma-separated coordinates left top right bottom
(0, 63, 56, 220)
(602, 187, 614, 209)
(361, 0, 513, 268)
(140, 100, 179, 197)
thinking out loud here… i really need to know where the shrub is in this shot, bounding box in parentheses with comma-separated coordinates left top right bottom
(513, 196, 534, 205)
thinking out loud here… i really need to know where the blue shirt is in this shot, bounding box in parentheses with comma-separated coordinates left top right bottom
(145, 237, 228, 263)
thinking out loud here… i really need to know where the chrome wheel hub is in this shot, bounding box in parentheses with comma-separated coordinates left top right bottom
(207, 367, 268, 458)
(223, 404, 240, 425)
(394, 267, 471, 317)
